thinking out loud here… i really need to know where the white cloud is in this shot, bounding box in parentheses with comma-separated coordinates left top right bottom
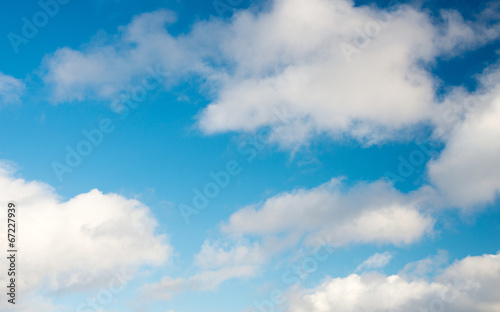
(37, 0, 500, 212)
(428, 64, 500, 208)
(42, 10, 208, 103)
(0, 161, 172, 292)
(287, 252, 500, 312)
(196, 0, 498, 145)
(142, 176, 430, 301)
(222, 178, 434, 247)
(41, 0, 500, 145)
(0, 72, 24, 105)
(197, 0, 442, 145)
(356, 251, 393, 272)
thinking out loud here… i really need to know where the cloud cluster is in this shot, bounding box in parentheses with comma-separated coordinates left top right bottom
(142, 177, 437, 300)
(287, 252, 500, 312)
(26, 0, 500, 306)
(35, 0, 500, 211)
(196, 0, 500, 145)
(42, 0, 500, 146)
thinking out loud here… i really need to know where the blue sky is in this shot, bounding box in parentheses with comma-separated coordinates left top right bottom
(1, 0, 500, 311)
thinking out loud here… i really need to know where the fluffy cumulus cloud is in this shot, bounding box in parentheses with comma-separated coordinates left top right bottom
(222, 178, 434, 247)
(287, 252, 500, 312)
(193, 1, 500, 146)
(198, 0, 447, 145)
(428, 64, 500, 208)
(0, 161, 172, 293)
(196, 0, 500, 145)
(0, 72, 24, 105)
(42, 0, 500, 145)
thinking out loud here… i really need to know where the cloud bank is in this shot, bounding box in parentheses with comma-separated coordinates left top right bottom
(287, 252, 500, 312)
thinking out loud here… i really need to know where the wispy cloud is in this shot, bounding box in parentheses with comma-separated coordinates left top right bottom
(0, 72, 24, 105)
(356, 251, 393, 272)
